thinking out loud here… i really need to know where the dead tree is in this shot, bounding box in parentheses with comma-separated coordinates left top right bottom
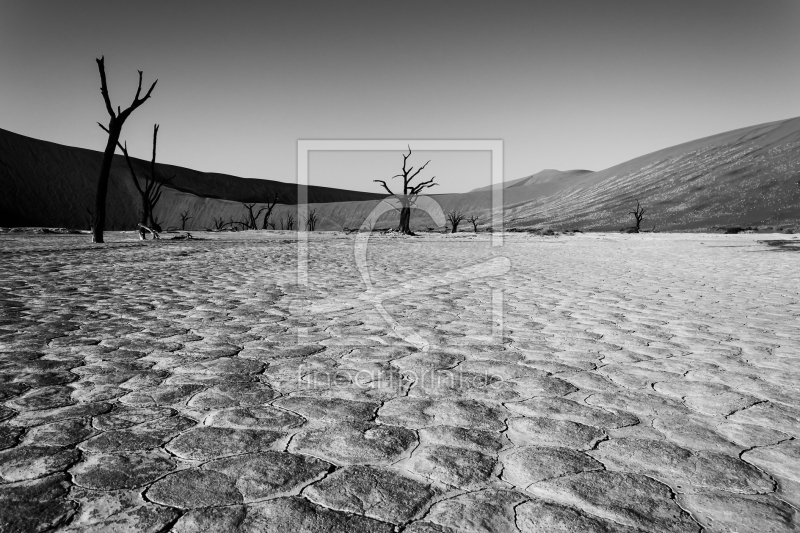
(92, 56, 157, 243)
(277, 214, 295, 231)
(100, 123, 173, 239)
(260, 194, 281, 229)
(144, 125, 171, 232)
(629, 200, 646, 232)
(229, 215, 247, 231)
(467, 215, 480, 233)
(242, 203, 267, 230)
(374, 146, 437, 235)
(446, 209, 465, 233)
(305, 209, 319, 231)
(211, 217, 226, 230)
(179, 210, 192, 230)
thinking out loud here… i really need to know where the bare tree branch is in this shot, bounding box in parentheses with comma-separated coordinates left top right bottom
(120, 141, 145, 196)
(151, 189, 163, 207)
(149, 174, 174, 209)
(134, 70, 143, 101)
(96, 56, 116, 119)
(259, 193, 281, 229)
(374, 179, 395, 195)
(407, 159, 431, 183)
(121, 76, 157, 119)
(410, 177, 438, 194)
(468, 215, 480, 233)
(97, 122, 146, 197)
(95, 58, 158, 121)
(147, 125, 159, 197)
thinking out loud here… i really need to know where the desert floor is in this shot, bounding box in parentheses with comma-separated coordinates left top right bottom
(0, 230, 798, 532)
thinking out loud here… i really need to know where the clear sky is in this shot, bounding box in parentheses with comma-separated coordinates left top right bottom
(2, 1, 799, 193)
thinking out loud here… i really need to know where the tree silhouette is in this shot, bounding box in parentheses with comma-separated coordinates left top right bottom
(100, 123, 172, 239)
(446, 209, 465, 233)
(305, 209, 319, 231)
(467, 215, 480, 233)
(179, 210, 192, 230)
(260, 194, 281, 229)
(92, 56, 157, 243)
(629, 200, 646, 232)
(242, 203, 267, 230)
(374, 146, 437, 235)
(211, 217, 226, 230)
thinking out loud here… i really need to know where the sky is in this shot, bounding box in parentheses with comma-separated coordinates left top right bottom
(2, 1, 800, 193)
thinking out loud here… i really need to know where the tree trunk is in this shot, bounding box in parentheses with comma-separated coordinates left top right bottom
(139, 194, 149, 240)
(398, 205, 413, 235)
(92, 122, 122, 243)
(148, 211, 161, 232)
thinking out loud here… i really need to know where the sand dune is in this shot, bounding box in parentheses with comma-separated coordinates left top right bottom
(0, 128, 382, 229)
(294, 119, 800, 232)
(2, 117, 800, 231)
(507, 118, 800, 230)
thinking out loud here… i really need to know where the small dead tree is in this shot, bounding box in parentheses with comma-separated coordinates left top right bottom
(446, 209, 465, 233)
(101, 123, 173, 239)
(260, 194, 281, 229)
(629, 200, 646, 232)
(374, 146, 437, 235)
(467, 215, 480, 233)
(240, 195, 280, 230)
(92, 56, 157, 243)
(229, 215, 247, 231)
(242, 203, 267, 230)
(305, 209, 319, 231)
(284, 214, 295, 231)
(211, 217, 226, 230)
(179, 210, 192, 230)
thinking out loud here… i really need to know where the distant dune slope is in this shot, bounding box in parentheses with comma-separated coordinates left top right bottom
(507, 118, 800, 230)
(0, 128, 383, 228)
(2, 118, 800, 231)
(469, 169, 596, 195)
(264, 119, 800, 232)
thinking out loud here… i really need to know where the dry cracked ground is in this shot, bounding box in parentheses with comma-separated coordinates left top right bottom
(0, 230, 798, 532)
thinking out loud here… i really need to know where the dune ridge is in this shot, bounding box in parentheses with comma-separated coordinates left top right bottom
(2, 117, 800, 231)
